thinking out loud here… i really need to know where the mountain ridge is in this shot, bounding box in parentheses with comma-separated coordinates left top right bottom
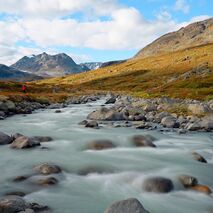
(11, 52, 87, 77)
(134, 18, 213, 59)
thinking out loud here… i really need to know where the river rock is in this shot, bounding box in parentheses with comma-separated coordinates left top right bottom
(178, 175, 198, 188)
(10, 136, 40, 149)
(87, 140, 116, 150)
(33, 177, 58, 186)
(104, 198, 150, 213)
(78, 120, 88, 125)
(131, 135, 156, 147)
(200, 116, 213, 131)
(186, 122, 201, 131)
(142, 177, 174, 193)
(33, 163, 62, 175)
(30, 136, 53, 143)
(188, 104, 211, 115)
(0, 131, 13, 145)
(192, 152, 207, 163)
(105, 96, 117, 104)
(5, 191, 26, 197)
(190, 185, 212, 195)
(87, 107, 125, 121)
(55, 110, 62, 113)
(161, 116, 179, 128)
(0, 196, 30, 213)
(13, 176, 29, 182)
(85, 121, 99, 128)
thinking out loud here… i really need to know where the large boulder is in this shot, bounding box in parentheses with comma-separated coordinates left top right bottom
(33, 163, 62, 175)
(0, 101, 16, 112)
(142, 177, 174, 193)
(0, 131, 13, 145)
(87, 107, 125, 121)
(87, 140, 116, 150)
(0, 196, 30, 213)
(188, 104, 211, 115)
(10, 136, 40, 149)
(131, 135, 156, 147)
(161, 116, 179, 128)
(178, 175, 198, 188)
(104, 198, 150, 213)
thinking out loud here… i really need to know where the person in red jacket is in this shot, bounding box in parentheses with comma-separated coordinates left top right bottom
(22, 84, 27, 93)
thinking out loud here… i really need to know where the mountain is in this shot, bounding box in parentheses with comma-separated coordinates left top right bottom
(0, 64, 43, 82)
(39, 18, 213, 100)
(135, 18, 213, 59)
(80, 62, 103, 70)
(11, 52, 86, 77)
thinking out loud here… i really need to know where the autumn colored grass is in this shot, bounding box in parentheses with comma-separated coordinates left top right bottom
(1, 44, 213, 102)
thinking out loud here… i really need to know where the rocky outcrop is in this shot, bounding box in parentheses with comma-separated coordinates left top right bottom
(142, 177, 174, 193)
(134, 18, 213, 59)
(104, 198, 150, 213)
(11, 52, 86, 77)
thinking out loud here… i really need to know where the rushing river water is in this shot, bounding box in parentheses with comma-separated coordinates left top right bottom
(0, 99, 213, 213)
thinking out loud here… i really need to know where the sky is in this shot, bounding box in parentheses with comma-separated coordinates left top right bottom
(0, 0, 212, 65)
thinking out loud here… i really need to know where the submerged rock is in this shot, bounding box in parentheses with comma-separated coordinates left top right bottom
(131, 135, 156, 147)
(30, 136, 53, 143)
(33, 177, 58, 186)
(10, 136, 40, 149)
(142, 177, 174, 193)
(104, 198, 150, 213)
(192, 152, 207, 163)
(85, 121, 99, 128)
(87, 140, 116, 150)
(190, 185, 212, 195)
(0, 131, 13, 145)
(33, 163, 62, 175)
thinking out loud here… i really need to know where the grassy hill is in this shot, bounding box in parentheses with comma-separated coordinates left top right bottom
(36, 43, 213, 100)
(0, 43, 212, 102)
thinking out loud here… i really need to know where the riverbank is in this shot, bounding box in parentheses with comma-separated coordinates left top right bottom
(0, 98, 212, 212)
(1, 93, 213, 132)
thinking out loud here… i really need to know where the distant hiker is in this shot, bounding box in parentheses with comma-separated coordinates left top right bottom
(22, 84, 27, 93)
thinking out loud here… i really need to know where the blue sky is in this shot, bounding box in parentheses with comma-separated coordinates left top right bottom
(0, 0, 212, 65)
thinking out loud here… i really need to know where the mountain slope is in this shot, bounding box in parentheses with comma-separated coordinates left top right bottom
(134, 18, 213, 59)
(0, 64, 43, 82)
(11, 52, 86, 77)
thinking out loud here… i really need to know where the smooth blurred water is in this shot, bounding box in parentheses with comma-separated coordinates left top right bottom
(0, 100, 213, 213)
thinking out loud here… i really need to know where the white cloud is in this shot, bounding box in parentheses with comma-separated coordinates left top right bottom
(0, 0, 210, 65)
(174, 0, 190, 14)
(0, 0, 120, 18)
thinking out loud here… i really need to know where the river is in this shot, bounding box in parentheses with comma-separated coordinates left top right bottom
(0, 99, 213, 213)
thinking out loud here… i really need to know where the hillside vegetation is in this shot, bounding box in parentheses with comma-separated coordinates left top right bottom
(37, 43, 213, 100)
